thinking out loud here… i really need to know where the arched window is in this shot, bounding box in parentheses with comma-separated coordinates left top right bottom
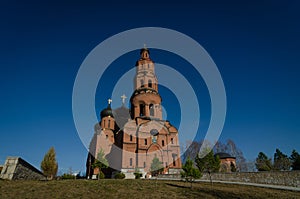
(140, 79, 144, 88)
(162, 140, 165, 147)
(106, 135, 108, 139)
(130, 158, 133, 166)
(140, 104, 145, 116)
(171, 138, 174, 144)
(108, 119, 111, 128)
(130, 135, 133, 141)
(149, 104, 154, 116)
(172, 154, 177, 166)
(148, 79, 152, 88)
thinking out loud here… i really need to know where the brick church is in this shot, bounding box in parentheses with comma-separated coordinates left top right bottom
(86, 47, 182, 179)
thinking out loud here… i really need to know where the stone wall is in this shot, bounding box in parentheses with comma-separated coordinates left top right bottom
(0, 157, 46, 180)
(201, 171, 300, 187)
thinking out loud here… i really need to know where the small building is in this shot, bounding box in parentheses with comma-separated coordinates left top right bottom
(215, 152, 237, 172)
(0, 157, 46, 180)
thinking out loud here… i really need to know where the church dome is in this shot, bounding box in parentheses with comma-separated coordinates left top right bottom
(113, 105, 130, 129)
(100, 104, 114, 119)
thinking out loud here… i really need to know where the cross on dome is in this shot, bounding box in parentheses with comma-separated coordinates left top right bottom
(108, 99, 112, 105)
(121, 94, 127, 104)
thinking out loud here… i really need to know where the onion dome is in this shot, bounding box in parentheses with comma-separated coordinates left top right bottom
(100, 103, 114, 119)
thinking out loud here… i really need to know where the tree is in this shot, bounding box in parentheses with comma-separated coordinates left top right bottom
(181, 140, 202, 163)
(195, 149, 220, 185)
(290, 149, 300, 170)
(92, 148, 109, 179)
(181, 157, 202, 188)
(150, 156, 164, 176)
(273, 149, 291, 171)
(41, 147, 58, 180)
(255, 152, 272, 171)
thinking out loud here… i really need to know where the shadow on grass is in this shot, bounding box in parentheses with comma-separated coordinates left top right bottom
(165, 183, 187, 189)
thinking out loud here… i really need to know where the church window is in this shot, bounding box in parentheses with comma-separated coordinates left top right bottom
(130, 158, 133, 166)
(149, 104, 154, 116)
(171, 138, 174, 144)
(162, 140, 165, 146)
(152, 136, 157, 143)
(130, 135, 133, 141)
(140, 104, 145, 116)
(140, 79, 144, 88)
(148, 80, 152, 88)
(144, 139, 147, 145)
(144, 162, 146, 168)
(108, 119, 111, 128)
(106, 135, 108, 139)
(172, 154, 176, 166)
(103, 120, 106, 128)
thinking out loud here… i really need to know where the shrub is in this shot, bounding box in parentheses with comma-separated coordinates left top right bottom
(98, 171, 105, 179)
(114, 172, 125, 179)
(61, 173, 75, 180)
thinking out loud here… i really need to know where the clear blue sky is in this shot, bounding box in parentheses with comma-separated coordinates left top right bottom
(0, 1, 299, 174)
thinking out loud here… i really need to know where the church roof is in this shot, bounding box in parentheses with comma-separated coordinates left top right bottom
(100, 104, 114, 119)
(214, 152, 236, 159)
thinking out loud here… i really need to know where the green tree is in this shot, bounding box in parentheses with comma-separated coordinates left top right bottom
(195, 149, 220, 185)
(181, 157, 202, 188)
(273, 149, 291, 171)
(255, 152, 272, 171)
(41, 147, 58, 180)
(150, 156, 164, 176)
(290, 149, 300, 170)
(92, 148, 109, 179)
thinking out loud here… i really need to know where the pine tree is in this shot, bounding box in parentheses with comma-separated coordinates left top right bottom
(273, 149, 291, 171)
(181, 157, 201, 188)
(41, 147, 58, 180)
(150, 156, 164, 176)
(195, 149, 220, 185)
(290, 149, 300, 170)
(92, 148, 109, 179)
(255, 152, 272, 171)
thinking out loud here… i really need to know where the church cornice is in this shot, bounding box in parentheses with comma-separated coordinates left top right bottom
(130, 87, 161, 102)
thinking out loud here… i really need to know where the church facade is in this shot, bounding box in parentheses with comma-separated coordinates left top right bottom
(86, 47, 182, 179)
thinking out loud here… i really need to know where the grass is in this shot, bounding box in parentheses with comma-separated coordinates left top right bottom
(0, 179, 299, 199)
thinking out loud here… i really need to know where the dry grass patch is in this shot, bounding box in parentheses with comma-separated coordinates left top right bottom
(0, 179, 299, 199)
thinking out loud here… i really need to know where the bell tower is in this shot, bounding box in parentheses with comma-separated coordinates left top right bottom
(130, 47, 162, 119)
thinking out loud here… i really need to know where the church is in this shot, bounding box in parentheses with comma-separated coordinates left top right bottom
(86, 47, 182, 179)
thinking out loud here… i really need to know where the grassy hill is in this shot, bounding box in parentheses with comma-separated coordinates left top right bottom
(0, 179, 299, 199)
